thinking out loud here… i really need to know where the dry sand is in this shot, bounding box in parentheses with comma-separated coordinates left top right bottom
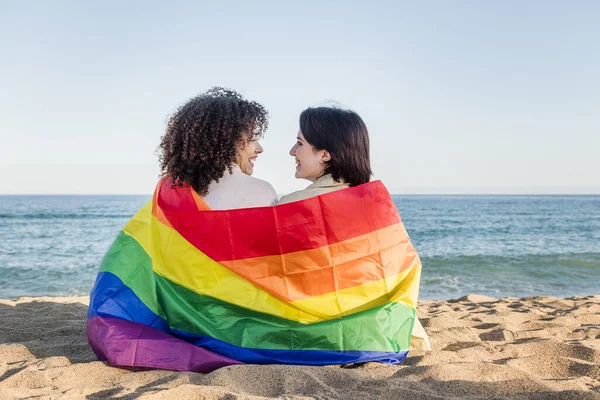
(1, 295, 599, 399)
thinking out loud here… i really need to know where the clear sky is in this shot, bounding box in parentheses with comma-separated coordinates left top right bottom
(1, 1, 598, 194)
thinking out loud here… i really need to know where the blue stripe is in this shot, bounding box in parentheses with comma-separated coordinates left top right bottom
(88, 272, 408, 365)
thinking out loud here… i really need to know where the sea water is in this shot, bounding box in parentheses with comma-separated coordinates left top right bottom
(1, 195, 598, 300)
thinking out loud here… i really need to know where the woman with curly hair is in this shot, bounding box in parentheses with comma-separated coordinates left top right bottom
(158, 87, 277, 209)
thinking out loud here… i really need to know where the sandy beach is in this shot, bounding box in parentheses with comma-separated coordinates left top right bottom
(0, 295, 599, 399)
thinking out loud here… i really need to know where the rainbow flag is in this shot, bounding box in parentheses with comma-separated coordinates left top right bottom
(87, 178, 422, 372)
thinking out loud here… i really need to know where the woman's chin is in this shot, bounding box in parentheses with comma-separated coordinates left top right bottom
(239, 164, 253, 176)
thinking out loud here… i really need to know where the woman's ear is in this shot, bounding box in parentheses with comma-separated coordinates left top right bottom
(321, 150, 331, 163)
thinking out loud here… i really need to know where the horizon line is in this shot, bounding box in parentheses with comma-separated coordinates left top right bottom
(1, 192, 599, 196)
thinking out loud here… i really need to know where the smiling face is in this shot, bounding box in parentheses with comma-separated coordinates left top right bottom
(289, 130, 331, 182)
(236, 137, 263, 175)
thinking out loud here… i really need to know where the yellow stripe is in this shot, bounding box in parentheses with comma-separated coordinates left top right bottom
(123, 203, 420, 323)
(292, 264, 420, 316)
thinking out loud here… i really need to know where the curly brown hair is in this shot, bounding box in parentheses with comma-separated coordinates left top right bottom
(158, 87, 269, 196)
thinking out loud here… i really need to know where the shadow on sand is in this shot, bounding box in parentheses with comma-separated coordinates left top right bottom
(0, 300, 96, 363)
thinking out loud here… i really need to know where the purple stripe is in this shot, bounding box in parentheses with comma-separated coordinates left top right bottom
(87, 316, 242, 372)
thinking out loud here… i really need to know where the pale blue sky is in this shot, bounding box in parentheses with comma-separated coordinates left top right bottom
(1, 1, 598, 194)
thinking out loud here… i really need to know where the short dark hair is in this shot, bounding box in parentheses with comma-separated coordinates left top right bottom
(158, 87, 269, 196)
(299, 107, 372, 187)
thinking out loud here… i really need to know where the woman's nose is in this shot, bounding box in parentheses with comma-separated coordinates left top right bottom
(255, 142, 263, 153)
(289, 144, 297, 156)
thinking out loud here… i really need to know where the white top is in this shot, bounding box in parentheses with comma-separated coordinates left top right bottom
(203, 165, 278, 210)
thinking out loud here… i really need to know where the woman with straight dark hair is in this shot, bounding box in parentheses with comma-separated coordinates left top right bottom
(278, 105, 431, 351)
(278, 106, 372, 203)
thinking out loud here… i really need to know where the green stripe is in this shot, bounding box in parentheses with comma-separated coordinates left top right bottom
(100, 232, 416, 352)
(100, 231, 165, 318)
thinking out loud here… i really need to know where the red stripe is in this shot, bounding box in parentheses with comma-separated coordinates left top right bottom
(154, 179, 400, 261)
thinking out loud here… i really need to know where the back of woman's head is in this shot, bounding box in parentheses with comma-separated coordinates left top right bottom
(299, 107, 372, 187)
(159, 87, 268, 196)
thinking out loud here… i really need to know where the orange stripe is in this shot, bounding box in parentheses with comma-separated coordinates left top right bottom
(219, 223, 420, 301)
(152, 184, 173, 228)
(191, 190, 212, 211)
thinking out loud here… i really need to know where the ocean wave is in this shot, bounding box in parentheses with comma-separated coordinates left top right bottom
(0, 213, 134, 220)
